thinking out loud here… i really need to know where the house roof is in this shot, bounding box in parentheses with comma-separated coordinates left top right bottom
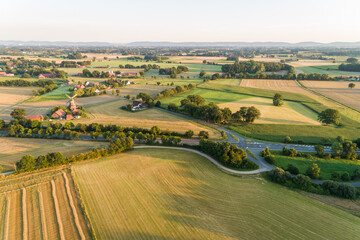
(26, 115, 43, 120)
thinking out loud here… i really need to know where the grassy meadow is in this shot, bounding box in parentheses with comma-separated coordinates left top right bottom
(272, 153, 360, 180)
(73, 148, 360, 239)
(78, 99, 221, 138)
(296, 65, 360, 76)
(160, 80, 360, 143)
(0, 138, 108, 172)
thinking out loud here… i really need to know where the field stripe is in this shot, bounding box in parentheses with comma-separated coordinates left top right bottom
(51, 180, 65, 240)
(22, 188, 28, 240)
(2, 196, 10, 240)
(62, 173, 86, 240)
(38, 189, 48, 240)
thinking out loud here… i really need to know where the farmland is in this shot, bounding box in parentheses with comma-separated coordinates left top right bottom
(218, 97, 320, 125)
(0, 138, 108, 172)
(0, 87, 38, 121)
(73, 148, 360, 239)
(296, 65, 360, 76)
(78, 99, 220, 138)
(160, 80, 360, 143)
(0, 169, 92, 239)
(302, 80, 360, 111)
(109, 84, 170, 98)
(272, 153, 360, 180)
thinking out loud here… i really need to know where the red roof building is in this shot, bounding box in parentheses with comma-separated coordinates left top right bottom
(0, 72, 6, 76)
(51, 109, 66, 119)
(26, 115, 44, 121)
(66, 115, 74, 120)
(38, 73, 56, 79)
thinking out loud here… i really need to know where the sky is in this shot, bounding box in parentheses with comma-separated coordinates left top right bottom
(1, 0, 359, 43)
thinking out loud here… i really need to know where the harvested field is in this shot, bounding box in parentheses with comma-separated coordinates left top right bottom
(219, 97, 320, 125)
(79, 99, 220, 138)
(0, 87, 37, 121)
(0, 170, 92, 240)
(0, 138, 108, 172)
(73, 148, 360, 239)
(170, 56, 227, 64)
(289, 60, 339, 67)
(302, 81, 360, 111)
(109, 84, 170, 98)
(240, 79, 340, 108)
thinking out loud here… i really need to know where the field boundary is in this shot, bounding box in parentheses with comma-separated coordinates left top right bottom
(62, 173, 86, 240)
(51, 180, 65, 240)
(37, 189, 48, 240)
(296, 80, 360, 115)
(70, 169, 97, 240)
(22, 188, 28, 240)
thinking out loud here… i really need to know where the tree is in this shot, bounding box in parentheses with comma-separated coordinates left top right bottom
(150, 126, 161, 135)
(331, 141, 343, 158)
(318, 109, 340, 125)
(16, 155, 36, 172)
(22, 73, 31, 78)
(342, 141, 358, 160)
(199, 131, 209, 139)
(284, 136, 291, 143)
(314, 145, 324, 157)
(199, 70, 206, 77)
(245, 106, 261, 123)
(10, 108, 26, 120)
(273, 93, 284, 106)
(346, 57, 358, 64)
(287, 164, 299, 175)
(348, 83, 355, 89)
(116, 89, 120, 96)
(185, 130, 194, 138)
(306, 163, 320, 179)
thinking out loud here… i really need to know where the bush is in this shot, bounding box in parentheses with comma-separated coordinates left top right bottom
(293, 174, 311, 190)
(306, 163, 321, 179)
(287, 164, 299, 175)
(284, 136, 291, 143)
(331, 172, 341, 181)
(268, 168, 291, 184)
(341, 172, 351, 181)
(264, 155, 275, 164)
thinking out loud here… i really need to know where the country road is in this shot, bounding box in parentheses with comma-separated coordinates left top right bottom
(156, 108, 360, 187)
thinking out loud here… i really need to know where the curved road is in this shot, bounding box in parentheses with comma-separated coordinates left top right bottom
(156, 108, 360, 187)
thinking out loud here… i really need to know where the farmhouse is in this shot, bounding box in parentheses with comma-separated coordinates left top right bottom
(26, 115, 44, 121)
(131, 101, 148, 111)
(0, 72, 14, 76)
(38, 73, 56, 79)
(51, 109, 66, 119)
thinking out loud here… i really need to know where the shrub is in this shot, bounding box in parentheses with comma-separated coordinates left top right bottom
(287, 164, 299, 175)
(306, 163, 320, 179)
(268, 168, 291, 184)
(264, 155, 275, 164)
(341, 172, 351, 181)
(293, 174, 311, 190)
(284, 136, 291, 143)
(331, 172, 341, 181)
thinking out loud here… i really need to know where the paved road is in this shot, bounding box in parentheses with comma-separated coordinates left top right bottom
(156, 108, 360, 187)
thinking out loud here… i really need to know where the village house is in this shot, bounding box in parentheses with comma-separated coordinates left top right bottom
(26, 115, 44, 121)
(51, 109, 66, 119)
(131, 101, 148, 111)
(38, 73, 57, 79)
(122, 72, 138, 77)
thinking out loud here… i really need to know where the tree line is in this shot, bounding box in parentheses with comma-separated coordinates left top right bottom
(16, 137, 133, 173)
(167, 95, 261, 124)
(199, 139, 258, 169)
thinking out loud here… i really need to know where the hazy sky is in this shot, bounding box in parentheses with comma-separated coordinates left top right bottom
(1, 0, 359, 43)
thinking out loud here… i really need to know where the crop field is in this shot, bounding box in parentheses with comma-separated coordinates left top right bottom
(289, 60, 339, 67)
(0, 138, 108, 172)
(110, 84, 170, 98)
(273, 153, 360, 180)
(218, 97, 320, 125)
(60, 67, 143, 75)
(73, 148, 360, 239)
(169, 56, 228, 64)
(0, 87, 37, 121)
(79, 99, 220, 138)
(296, 66, 360, 76)
(302, 81, 360, 111)
(0, 169, 92, 239)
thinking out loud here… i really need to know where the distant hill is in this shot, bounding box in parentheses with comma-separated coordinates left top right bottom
(1, 40, 360, 48)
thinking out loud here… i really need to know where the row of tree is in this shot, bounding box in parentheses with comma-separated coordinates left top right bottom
(16, 137, 133, 173)
(268, 167, 357, 199)
(154, 84, 196, 100)
(199, 139, 258, 169)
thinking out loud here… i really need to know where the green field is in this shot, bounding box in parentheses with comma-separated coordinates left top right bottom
(296, 65, 360, 76)
(160, 80, 360, 143)
(28, 85, 71, 102)
(272, 153, 360, 180)
(73, 148, 360, 239)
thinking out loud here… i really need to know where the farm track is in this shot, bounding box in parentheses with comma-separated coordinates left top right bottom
(51, 180, 65, 240)
(22, 188, 28, 240)
(38, 189, 48, 240)
(2, 196, 10, 240)
(63, 173, 86, 240)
